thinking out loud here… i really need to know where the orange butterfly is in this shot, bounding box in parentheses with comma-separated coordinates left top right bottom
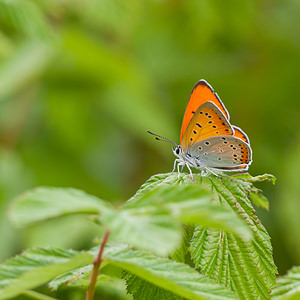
(148, 80, 252, 179)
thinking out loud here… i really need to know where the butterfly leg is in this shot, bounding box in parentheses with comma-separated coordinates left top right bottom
(205, 167, 222, 179)
(185, 163, 194, 181)
(172, 159, 180, 173)
(176, 161, 186, 179)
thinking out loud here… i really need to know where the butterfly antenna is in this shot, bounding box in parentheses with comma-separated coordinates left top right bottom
(146, 131, 177, 146)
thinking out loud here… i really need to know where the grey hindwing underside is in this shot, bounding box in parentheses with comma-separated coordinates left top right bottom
(188, 135, 252, 169)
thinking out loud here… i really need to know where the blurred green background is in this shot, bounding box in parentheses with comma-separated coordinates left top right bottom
(0, 0, 299, 281)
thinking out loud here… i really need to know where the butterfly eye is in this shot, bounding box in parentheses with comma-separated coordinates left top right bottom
(173, 146, 181, 155)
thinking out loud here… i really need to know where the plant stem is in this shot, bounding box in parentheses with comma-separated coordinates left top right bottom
(85, 230, 110, 300)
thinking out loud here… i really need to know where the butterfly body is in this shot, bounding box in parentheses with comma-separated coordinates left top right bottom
(148, 79, 252, 179)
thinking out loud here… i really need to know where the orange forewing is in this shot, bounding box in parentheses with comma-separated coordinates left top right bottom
(232, 126, 250, 144)
(181, 102, 233, 151)
(180, 80, 229, 142)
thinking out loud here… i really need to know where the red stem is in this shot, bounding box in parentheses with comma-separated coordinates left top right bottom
(85, 230, 110, 300)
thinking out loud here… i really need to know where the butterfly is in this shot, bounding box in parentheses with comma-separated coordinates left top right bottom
(148, 79, 252, 180)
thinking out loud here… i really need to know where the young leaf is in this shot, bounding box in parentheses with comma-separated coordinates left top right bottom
(9, 187, 112, 228)
(230, 173, 276, 185)
(231, 173, 275, 210)
(48, 265, 93, 290)
(247, 173, 276, 185)
(250, 187, 269, 211)
(190, 175, 277, 300)
(271, 266, 300, 299)
(125, 173, 252, 240)
(96, 243, 237, 300)
(0, 247, 93, 299)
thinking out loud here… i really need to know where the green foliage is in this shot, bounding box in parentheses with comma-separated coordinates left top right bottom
(272, 266, 300, 300)
(48, 265, 94, 290)
(0, 172, 280, 299)
(9, 175, 252, 258)
(0, 247, 93, 299)
(190, 175, 277, 299)
(126, 173, 252, 240)
(103, 243, 236, 300)
(0, 0, 299, 282)
(0, 1, 299, 299)
(0, 42, 54, 99)
(9, 187, 112, 227)
(0, 0, 52, 40)
(231, 173, 275, 211)
(9, 185, 181, 257)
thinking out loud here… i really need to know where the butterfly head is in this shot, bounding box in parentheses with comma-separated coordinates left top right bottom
(172, 145, 182, 158)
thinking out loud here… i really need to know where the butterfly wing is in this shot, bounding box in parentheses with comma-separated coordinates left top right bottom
(180, 80, 229, 142)
(189, 135, 252, 170)
(181, 101, 233, 151)
(232, 126, 250, 144)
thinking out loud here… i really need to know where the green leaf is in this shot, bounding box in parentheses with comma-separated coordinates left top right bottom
(171, 225, 195, 263)
(124, 226, 194, 300)
(272, 266, 300, 299)
(49, 266, 132, 300)
(9, 186, 182, 256)
(250, 187, 269, 211)
(98, 243, 236, 300)
(95, 277, 133, 300)
(48, 265, 93, 290)
(249, 174, 276, 185)
(102, 208, 182, 257)
(190, 175, 277, 299)
(0, 247, 93, 299)
(231, 173, 274, 210)
(126, 173, 178, 205)
(125, 173, 252, 240)
(50, 271, 131, 300)
(9, 187, 112, 228)
(231, 173, 276, 185)
(20, 290, 58, 300)
(125, 276, 182, 300)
